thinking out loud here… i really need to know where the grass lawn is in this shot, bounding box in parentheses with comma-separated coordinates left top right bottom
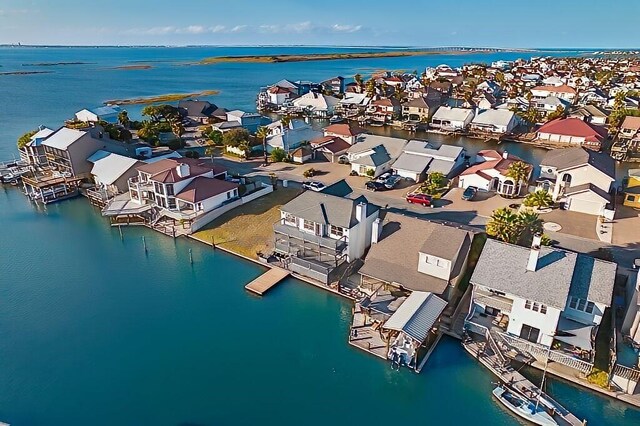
(192, 187, 300, 259)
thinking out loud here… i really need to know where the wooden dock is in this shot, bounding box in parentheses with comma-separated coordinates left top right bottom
(245, 267, 290, 296)
(462, 337, 585, 425)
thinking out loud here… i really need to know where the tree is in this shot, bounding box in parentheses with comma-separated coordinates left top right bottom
(505, 161, 531, 196)
(270, 147, 287, 163)
(280, 115, 291, 129)
(222, 128, 250, 147)
(238, 141, 250, 159)
(516, 211, 543, 247)
(17, 129, 38, 149)
(486, 208, 544, 247)
(137, 120, 160, 143)
(169, 119, 185, 141)
(365, 79, 376, 97)
(141, 105, 162, 122)
(354, 73, 363, 87)
(547, 105, 565, 121)
(420, 172, 447, 195)
(208, 129, 223, 146)
(486, 207, 521, 244)
(256, 126, 270, 165)
(204, 140, 217, 162)
(524, 190, 554, 208)
(118, 110, 130, 128)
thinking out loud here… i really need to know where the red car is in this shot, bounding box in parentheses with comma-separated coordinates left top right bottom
(406, 193, 433, 207)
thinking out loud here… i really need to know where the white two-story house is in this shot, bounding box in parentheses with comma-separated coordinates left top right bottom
(537, 147, 615, 216)
(467, 237, 616, 360)
(127, 158, 237, 222)
(274, 191, 379, 284)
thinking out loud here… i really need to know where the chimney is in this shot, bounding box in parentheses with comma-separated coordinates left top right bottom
(176, 163, 190, 178)
(526, 233, 542, 272)
(371, 218, 382, 244)
(355, 202, 366, 223)
(502, 151, 508, 159)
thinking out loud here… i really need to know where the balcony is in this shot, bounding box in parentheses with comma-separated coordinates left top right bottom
(274, 222, 347, 254)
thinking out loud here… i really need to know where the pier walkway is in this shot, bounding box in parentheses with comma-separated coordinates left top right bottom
(245, 267, 290, 296)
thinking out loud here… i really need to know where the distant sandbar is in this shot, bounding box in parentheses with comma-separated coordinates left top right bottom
(104, 90, 220, 105)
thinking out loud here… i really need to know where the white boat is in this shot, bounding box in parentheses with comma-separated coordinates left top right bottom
(329, 115, 344, 124)
(492, 385, 558, 425)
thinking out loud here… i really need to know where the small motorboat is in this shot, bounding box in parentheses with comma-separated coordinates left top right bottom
(329, 115, 344, 124)
(492, 385, 558, 425)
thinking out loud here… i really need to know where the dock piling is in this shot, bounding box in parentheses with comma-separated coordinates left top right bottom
(189, 248, 193, 264)
(142, 236, 147, 253)
(118, 224, 123, 241)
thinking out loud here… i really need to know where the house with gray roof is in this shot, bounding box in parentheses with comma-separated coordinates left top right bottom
(346, 134, 407, 177)
(359, 212, 475, 300)
(430, 106, 475, 131)
(537, 147, 615, 216)
(391, 140, 466, 181)
(467, 237, 616, 356)
(274, 191, 379, 284)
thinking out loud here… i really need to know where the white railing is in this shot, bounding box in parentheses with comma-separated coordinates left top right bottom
(464, 320, 507, 366)
(613, 364, 640, 382)
(496, 332, 593, 375)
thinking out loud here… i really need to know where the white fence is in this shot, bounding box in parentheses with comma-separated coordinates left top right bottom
(241, 183, 273, 204)
(496, 331, 594, 375)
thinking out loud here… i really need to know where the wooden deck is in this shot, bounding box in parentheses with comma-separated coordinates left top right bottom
(245, 267, 290, 296)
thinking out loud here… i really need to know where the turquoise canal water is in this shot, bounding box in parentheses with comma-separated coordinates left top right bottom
(1, 187, 639, 425)
(1, 46, 640, 424)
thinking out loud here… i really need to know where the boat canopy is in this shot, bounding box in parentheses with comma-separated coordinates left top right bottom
(383, 291, 447, 343)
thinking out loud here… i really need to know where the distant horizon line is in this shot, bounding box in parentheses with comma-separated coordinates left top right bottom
(0, 43, 635, 51)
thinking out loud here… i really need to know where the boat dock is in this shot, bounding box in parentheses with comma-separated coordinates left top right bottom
(245, 267, 290, 296)
(462, 335, 585, 426)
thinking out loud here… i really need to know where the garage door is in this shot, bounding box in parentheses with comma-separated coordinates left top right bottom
(567, 197, 604, 215)
(395, 169, 418, 181)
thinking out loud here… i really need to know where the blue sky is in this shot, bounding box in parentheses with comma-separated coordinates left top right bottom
(1, 0, 639, 48)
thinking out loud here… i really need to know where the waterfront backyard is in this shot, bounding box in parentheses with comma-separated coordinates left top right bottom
(192, 186, 300, 259)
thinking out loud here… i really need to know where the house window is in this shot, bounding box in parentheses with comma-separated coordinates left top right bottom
(627, 195, 636, 202)
(330, 225, 344, 238)
(532, 302, 540, 312)
(586, 302, 595, 314)
(227, 192, 231, 199)
(525, 300, 532, 310)
(166, 184, 174, 196)
(168, 198, 176, 209)
(577, 299, 586, 311)
(540, 304, 547, 314)
(284, 213, 297, 226)
(569, 297, 578, 309)
(303, 220, 316, 233)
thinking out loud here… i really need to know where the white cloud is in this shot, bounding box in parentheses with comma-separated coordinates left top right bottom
(123, 22, 365, 37)
(331, 24, 362, 33)
(230, 25, 247, 33)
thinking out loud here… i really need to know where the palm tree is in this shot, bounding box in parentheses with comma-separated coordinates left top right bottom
(256, 126, 270, 165)
(516, 211, 544, 247)
(169, 119, 185, 141)
(524, 190, 554, 209)
(117, 110, 130, 128)
(281, 115, 291, 128)
(505, 161, 531, 196)
(354, 73, 363, 88)
(238, 141, 250, 159)
(486, 207, 520, 244)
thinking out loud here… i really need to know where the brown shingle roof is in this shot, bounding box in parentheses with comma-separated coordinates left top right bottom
(175, 177, 238, 203)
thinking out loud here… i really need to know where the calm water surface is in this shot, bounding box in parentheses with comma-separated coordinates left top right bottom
(0, 47, 639, 425)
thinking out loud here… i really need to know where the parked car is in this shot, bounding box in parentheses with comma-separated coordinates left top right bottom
(302, 181, 326, 192)
(462, 186, 478, 201)
(406, 193, 433, 207)
(365, 181, 386, 192)
(338, 155, 350, 165)
(384, 175, 402, 189)
(375, 172, 392, 184)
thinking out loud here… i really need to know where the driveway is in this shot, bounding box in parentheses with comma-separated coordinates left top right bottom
(538, 209, 599, 240)
(613, 206, 640, 246)
(438, 188, 517, 217)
